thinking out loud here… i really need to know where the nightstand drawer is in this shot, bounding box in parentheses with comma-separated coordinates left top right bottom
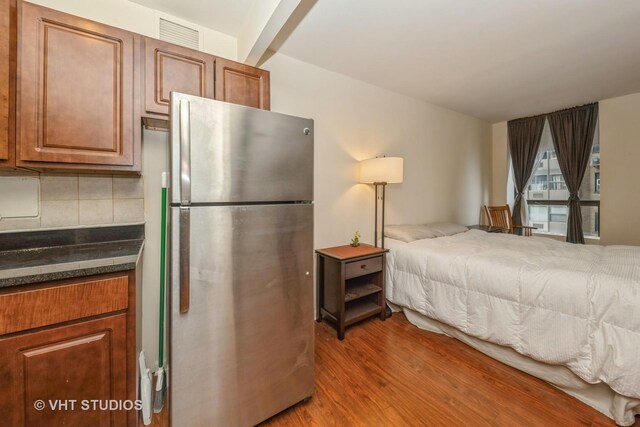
(345, 256, 383, 279)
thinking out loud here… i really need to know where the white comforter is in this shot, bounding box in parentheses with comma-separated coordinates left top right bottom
(386, 230, 640, 399)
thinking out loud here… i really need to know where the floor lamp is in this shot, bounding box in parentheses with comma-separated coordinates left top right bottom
(360, 157, 404, 248)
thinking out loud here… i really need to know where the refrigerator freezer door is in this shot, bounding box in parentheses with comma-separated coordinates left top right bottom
(170, 93, 314, 205)
(169, 204, 314, 427)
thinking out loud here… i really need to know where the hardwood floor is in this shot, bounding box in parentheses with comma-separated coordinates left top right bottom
(153, 312, 638, 426)
(260, 313, 638, 427)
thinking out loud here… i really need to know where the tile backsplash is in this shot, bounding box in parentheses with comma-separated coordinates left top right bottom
(0, 174, 144, 232)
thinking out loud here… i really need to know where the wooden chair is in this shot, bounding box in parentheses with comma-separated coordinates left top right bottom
(483, 204, 537, 237)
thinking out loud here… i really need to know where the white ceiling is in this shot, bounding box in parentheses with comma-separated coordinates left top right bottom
(132, 0, 640, 123)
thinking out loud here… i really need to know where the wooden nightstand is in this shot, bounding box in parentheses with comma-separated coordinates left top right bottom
(315, 244, 388, 340)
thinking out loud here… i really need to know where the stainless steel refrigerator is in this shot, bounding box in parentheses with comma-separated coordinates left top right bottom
(168, 93, 314, 426)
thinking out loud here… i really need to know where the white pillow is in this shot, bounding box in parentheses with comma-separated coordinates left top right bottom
(426, 222, 468, 236)
(384, 225, 440, 243)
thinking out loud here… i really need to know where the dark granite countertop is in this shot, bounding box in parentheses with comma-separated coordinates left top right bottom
(0, 225, 144, 288)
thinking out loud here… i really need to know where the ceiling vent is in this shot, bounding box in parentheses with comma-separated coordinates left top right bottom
(159, 18, 199, 50)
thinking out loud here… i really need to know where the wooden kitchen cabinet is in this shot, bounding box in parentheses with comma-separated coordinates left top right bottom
(0, 315, 128, 426)
(4, 1, 271, 170)
(16, 2, 140, 173)
(215, 57, 270, 110)
(144, 37, 215, 117)
(0, 0, 15, 167)
(0, 271, 137, 426)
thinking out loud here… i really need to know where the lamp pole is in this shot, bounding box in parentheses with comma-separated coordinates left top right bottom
(373, 181, 387, 248)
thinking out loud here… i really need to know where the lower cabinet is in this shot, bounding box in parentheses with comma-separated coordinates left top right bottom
(0, 315, 128, 426)
(0, 271, 136, 426)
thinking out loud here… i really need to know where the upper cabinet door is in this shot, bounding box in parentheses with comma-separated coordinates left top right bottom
(144, 38, 215, 116)
(215, 58, 270, 111)
(0, 0, 11, 163)
(17, 2, 137, 168)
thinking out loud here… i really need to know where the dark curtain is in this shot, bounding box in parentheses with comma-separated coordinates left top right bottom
(508, 115, 546, 229)
(547, 103, 599, 244)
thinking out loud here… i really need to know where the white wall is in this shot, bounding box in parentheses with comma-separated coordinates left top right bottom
(263, 53, 491, 249)
(599, 92, 640, 245)
(140, 130, 169, 368)
(490, 91, 640, 245)
(490, 121, 509, 206)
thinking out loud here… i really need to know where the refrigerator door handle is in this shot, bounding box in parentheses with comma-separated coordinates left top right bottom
(179, 206, 190, 313)
(179, 99, 191, 205)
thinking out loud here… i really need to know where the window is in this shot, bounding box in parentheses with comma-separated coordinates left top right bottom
(524, 119, 600, 237)
(549, 173, 566, 190)
(549, 206, 568, 223)
(529, 175, 547, 191)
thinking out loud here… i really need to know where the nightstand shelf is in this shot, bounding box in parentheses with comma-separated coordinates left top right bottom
(345, 281, 382, 302)
(345, 299, 382, 325)
(315, 244, 388, 340)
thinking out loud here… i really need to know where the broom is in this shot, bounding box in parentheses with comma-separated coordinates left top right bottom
(153, 172, 168, 413)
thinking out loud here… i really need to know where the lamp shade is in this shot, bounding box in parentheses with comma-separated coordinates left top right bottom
(359, 157, 404, 184)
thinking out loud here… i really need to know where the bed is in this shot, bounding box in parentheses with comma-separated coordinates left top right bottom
(384, 225, 640, 426)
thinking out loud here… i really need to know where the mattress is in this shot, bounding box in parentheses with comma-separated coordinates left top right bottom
(385, 229, 640, 424)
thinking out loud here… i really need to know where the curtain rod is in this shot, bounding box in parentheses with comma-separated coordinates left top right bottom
(508, 102, 598, 124)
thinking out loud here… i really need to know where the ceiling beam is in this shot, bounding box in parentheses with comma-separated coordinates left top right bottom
(237, 0, 301, 66)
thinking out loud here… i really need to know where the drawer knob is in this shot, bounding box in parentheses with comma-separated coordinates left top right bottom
(361, 264, 367, 269)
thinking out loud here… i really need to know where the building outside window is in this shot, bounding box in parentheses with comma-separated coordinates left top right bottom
(524, 120, 600, 237)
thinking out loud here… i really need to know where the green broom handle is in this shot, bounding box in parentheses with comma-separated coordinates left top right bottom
(158, 175, 168, 368)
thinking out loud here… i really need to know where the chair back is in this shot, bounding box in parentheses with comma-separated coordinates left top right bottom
(483, 204, 514, 233)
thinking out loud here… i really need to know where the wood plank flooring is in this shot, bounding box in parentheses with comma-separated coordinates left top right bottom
(153, 312, 638, 426)
(260, 313, 638, 427)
